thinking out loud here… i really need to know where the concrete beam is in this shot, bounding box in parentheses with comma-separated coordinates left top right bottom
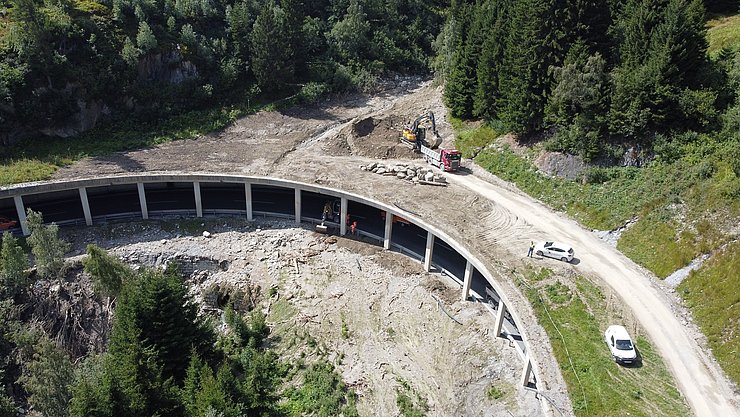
(245, 183, 253, 221)
(520, 357, 533, 387)
(137, 182, 148, 220)
(461, 260, 474, 301)
(13, 196, 29, 236)
(340, 197, 348, 236)
(78, 187, 93, 226)
(294, 189, 301, 225)
(424, 232, 434, 272)
(494, 299, 507, 337)
(193, 182, 203, 218)
(383, 211, 393, 250)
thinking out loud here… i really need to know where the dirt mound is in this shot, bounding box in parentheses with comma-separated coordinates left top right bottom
(324, 116, 419, 160)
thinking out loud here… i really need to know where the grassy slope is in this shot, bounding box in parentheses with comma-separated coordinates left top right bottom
(707, 14, 740, 57)
(457, 126, 739, 389)
(678, 241, 740, 384)
(519, 268, 690, 417)
(0, 104, 258, 185)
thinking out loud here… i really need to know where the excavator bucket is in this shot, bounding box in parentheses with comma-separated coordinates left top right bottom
(426, 134, 442, 149)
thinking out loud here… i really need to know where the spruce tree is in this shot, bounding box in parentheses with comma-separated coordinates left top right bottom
(473, 0, 509, 118)
(0, 231, 29, 300)
(250, 0, 294, 92)
(498, 0, 562, 133)
(26, 210, 69, 279)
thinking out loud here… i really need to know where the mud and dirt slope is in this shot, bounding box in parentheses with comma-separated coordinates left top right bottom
(50, 79, 739, 417)
(57, 218, 543, 417)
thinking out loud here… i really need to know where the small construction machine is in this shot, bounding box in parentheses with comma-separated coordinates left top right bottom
(400, 111, 461, 172)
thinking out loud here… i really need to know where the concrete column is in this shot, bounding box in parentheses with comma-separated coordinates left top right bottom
(193, 182, 203, 218)
(137, 183, 148, 220)
(340, 197, 348, 236)
(294, 189, 301, 225)
(494, 299, 507, 337)
(13, 196, 29, 236)
(423, 232, 434, 272)
(78, 187, 93, 226)
(461, 261, 474, 301)
(383, 211, 393, 250)
(520, 357, 533, 387)
(245, 183, 253, 221)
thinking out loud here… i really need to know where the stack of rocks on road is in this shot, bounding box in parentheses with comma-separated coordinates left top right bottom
(360, 162, 447, 186)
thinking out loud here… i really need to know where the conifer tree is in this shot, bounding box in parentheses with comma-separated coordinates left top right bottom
(26, 210, 69, 279)
(250, 0, 294, 92)
(473, 0, 509, 118)
(498, 0, 560, 133)
(0, 231, 29, 300)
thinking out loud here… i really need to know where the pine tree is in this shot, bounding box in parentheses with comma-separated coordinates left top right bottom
(250, 0, 294, 92)
(498, 0, 562, 133)
(83, 244, 132, 298)
(443, 2, 474, 118)
(19, 335, 74, 417)
(473, 0, 509, 118)
(109, 265, 213, 383)
(26, 210, 69, 279)
(0, 231, 29, 300)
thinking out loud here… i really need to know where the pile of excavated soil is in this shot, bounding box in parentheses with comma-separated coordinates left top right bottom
(323, 115, 419, 160)
(57, 218, 543, 417)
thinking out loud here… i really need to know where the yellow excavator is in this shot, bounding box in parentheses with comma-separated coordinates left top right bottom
(400, 111, 461, 172)
(400, 111, 443, 150)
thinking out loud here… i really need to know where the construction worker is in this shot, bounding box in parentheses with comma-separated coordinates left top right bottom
(322, 202, 332, 222)
(350, 221, 358, 236)
(527, 241, 534, 257)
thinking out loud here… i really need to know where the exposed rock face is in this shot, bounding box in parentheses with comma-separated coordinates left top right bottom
(1, 50, 198, 144)
(137, 51, 199, 84)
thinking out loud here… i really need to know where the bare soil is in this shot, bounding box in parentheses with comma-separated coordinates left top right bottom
(50, 78, 740, 416)
(57, 217, 543, 416)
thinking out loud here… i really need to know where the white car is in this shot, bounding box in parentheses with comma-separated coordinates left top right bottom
(534, 241, 574, 262)
(604, 325, 638, 364)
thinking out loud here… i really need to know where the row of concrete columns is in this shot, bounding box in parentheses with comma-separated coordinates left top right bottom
(11, 181, 533, 387)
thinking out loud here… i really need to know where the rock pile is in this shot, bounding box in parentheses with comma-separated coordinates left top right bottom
(360, 162, 447, 186)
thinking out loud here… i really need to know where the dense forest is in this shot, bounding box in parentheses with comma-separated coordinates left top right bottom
(0, 0, 444, 142)
(440, 0, 739, 161)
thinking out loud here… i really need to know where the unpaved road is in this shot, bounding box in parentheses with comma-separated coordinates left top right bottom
(51, 79, 739, 416)
(447, 170, 740, 417)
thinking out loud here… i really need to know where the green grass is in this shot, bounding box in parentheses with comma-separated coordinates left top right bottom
(452, 120, 499, 158)
(678, 241, 740, 385)
(707, 14, 740, 57)
(472, 142, 738, 277)
(520, 269, 690, 417)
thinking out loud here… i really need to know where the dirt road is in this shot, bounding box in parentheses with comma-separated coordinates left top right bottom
(447, 170, 740, 417)
(51, 79, 739, 416)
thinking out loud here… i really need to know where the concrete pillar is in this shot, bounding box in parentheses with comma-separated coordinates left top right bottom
(193, 182, 203, 218)
(383, 211, 393, 250)
(294, 189, 301, 225)
(423, 232, 434, 272)
(520, 357, 533, 387)
(78, 187, 93, 226)
(137, 183, 148, 220)
(245, 183, 253, 221)
(494, 299, 507, 337)
(340, 197, 348, 236)
(461, 261, 474, 301)
(13, 196, 29, 236)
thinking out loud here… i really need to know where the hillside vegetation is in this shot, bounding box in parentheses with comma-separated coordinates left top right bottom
(444, 0, 739, 388)
(0, 0, 444, 144)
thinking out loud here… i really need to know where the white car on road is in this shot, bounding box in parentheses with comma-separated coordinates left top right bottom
(534, 241, 574, 262)
(604, 325, 638, 365)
